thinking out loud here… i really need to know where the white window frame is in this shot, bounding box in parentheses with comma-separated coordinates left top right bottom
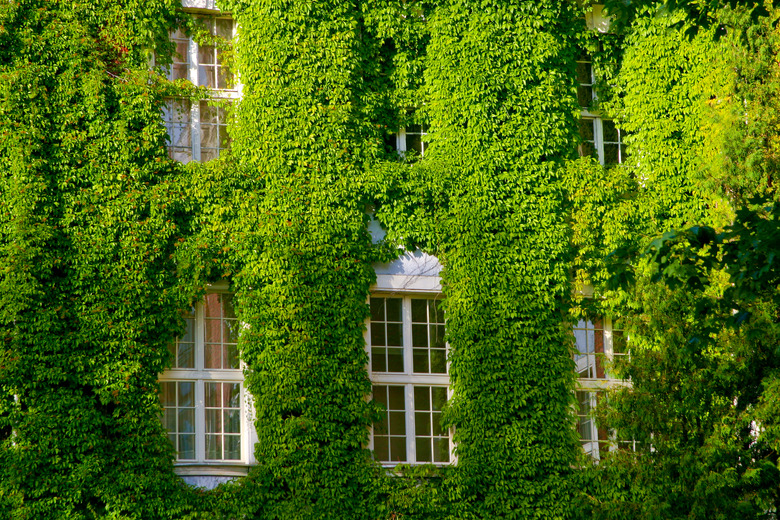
(162, 12, 240, 163)
(395, 124, 428, 158)
(574, 315, 632, 460)
(366, 294, 453, 466)
(577, 54, 625, 166)
(159, 284, 255, 471)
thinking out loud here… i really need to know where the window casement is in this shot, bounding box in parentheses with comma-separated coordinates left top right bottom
(367, 295, 452, 465)
(574, 316, 632, 459)
(160, 292, 251, 465)
(574, 316, 627, 381)
(162, 14, 237, 163)
(576, 52, 626, 166)
(395, 124, 428, 158)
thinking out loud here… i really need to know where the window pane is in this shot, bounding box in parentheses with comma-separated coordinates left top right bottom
(416, 438, 432, 463)
(431, 387, 447, 411)
(205, 318, 222, 344)
(204, 343, 221, 369)
(371, 347, 387, 372)
(603, 120, 619, 141)
(430, 324, 446, 349)
(206, 409, 221, 433)
(161, 382, 175, 407)
(604, 143, 620, 164)
(178, 382, 194, 407)
(385, 298, 402, 322)
(225, 383, 241, 408)
(206, 434, 222, 460)
(179, 434, 195, 460)
(578, 119, 594, 141)
(413, 349, 428, 373)
(388, 386, 405, 410)
(205, 293, 221, 318)
(432, 412, 444, 436)
(177, 341, 194, 369)
(370, 323, 386, 347)
(433, 438, 450, 463)
(205, 382, 220, 408)
(414, 386, 430, 411)
(411, 299, 427, 323)
(415, 411, 431, 436)
(224, 343, 239, 369)
(387, 348, 404, 372)
(225, 435, 241, 460)
(389, 437, 406, 462)
(370, 298, 384, 322)
(163, 409, 176, 431)
(412, 324, 427, 348)
(430, 349, 446, 374)
(389, 412, 406, 436)
(386, 323, 402, 347)
(373, 386, 387, 407)
(374, 436, 389, 461)
(179, 408, 195, 434)
(225, 410, 241, 434)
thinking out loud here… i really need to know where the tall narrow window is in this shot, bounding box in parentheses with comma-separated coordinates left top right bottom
(160, 292, 248, 464)
(162, 14, 236, 162)
(368, 296, 451, 465)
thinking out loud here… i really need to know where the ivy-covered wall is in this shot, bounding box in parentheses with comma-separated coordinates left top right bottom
(7, 0, 772, 519)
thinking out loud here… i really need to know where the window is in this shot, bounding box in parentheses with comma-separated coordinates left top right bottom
(574, 317, 627, 381)
(576, 52, 626, 165)
(574, 316, 631, 459)
(368, 296, 451, 465)
(386, 124, 428, 158)
(162, 15, 236, 162)
(160, 292, 250, 464)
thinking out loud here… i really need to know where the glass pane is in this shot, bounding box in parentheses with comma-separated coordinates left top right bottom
(407, 134, 422, 155)
(178, 382, 194, 407)
(385, 298, 402, 322)
(216, 18, 233, 40)
(414, 387, 430, 411)
(179, 434, 195, 460)
(431, 324, 446, 348)
(371, 347, 387, 372)
(217, 65, 230, 90)
(603, 120, 619, 141)
(163, 409, 176, 431)
(225, 383, 241, 408)
(415, 412, 431, 436)
(206, 434, 222, 460)
(201, 125, 218, 149)
(416, 438, 432, 462)
(411, 300, 427, 323)
(388, 386, 405, 410)
(205, 293, 221, 318)
(387, 348, 403, 372)
(177, 342, 194, 369)
(224, 343, 239, 369)
(576, 61, 591, 83)
(225, 410, 240, 434)
(161, 382, 175, 407)
(604, 144, 620, 164)
(432, 387, 447, 410)
(412, 324, 427, 348)
(430, 349, 446, 374)
(373, 386, 387, 407)
(578, 86, 593, 107)
(432, 412, 444, 436)
(389, 412, 406, 436)
(407, 124, 422, 134)
(386, 323, 402, 347)
(182, 316, 195, 342)
(370, 323, 385, 347)
(198, 44, 216, 65)
(374, 436, 389, 461)
(370, 298, 384, 322)
(375, 416, 388, 435)
(205, 382, 220, 408)
(205, 343, 221, 369)
(222, 294, 236, 318)
(433, 438, 450, 463)
(413, 349, 428, 373)
(205, 318, 221, 344)
(201, 149, 218, 162)
(431, 300, 444, 323)
(206, 409, 221, 433)
(179, 408, 195, 433)
(389, 437, 406, 462)
(225, 435, 241, 460)
(579, 119, 594, 141)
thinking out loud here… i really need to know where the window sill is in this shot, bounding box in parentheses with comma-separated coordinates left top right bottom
(174, 463, 250, 478)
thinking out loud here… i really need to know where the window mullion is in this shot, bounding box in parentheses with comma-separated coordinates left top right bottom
(406, 383, 416, 463)
(595, 118, 605, 166)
